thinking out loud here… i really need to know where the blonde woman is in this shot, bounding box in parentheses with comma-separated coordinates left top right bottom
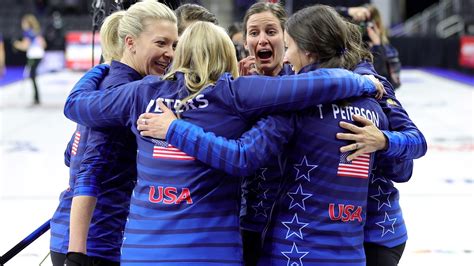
(62, 22, 381, 264)
(49, 1, 177, 265)
(13, 14, 46, 105)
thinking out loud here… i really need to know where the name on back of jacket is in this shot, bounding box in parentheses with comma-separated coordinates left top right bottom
(312, 104, 380, 127)
(145, 94, 209, 113)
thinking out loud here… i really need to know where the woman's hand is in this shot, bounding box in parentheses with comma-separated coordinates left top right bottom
(137, 101, 177, 139)
(365, 74, 385, 99)
(336, 114, 387, 161)
(366, 23, 381, 46)
(348, 6, 371, 22)
(239, 56, 259, 76)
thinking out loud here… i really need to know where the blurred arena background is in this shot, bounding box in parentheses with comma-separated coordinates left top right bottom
(0, 0, 473, 265)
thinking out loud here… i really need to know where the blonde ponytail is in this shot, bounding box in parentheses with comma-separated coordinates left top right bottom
(99, 0, 177, 62)
(100, 11, 126, 62)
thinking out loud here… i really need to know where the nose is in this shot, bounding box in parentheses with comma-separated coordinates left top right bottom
(258, 33, 268, 46)
(164, 45, 174, 60)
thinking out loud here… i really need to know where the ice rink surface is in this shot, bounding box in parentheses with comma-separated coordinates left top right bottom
(0, 69, 472, 265)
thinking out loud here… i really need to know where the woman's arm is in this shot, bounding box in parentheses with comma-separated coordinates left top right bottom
(64, 64, 138, 127)
(13, 38, 30, 51)
(227, 68, 384, 119)
(137, 102, 294, 176)
(350, 62, 427, 160)
(68, 196, 97, 254)
(68, 126, 131, 255)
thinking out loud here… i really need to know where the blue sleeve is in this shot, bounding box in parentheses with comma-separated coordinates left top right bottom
(227, 68, 377, 119)
(64, 138, 72, 167)
(63, 64, 137, 127)
(354, 62, 427, 160)
(72, 129, 111, 197)
(375, 155, 414, 183)
(166, 114, 295, 176)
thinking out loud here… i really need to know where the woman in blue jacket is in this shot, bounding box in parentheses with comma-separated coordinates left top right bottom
(49, 1, 178, 265)
(62, 20, 381, 265)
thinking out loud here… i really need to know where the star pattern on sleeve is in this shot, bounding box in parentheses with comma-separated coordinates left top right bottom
(376, 212, 397, 237)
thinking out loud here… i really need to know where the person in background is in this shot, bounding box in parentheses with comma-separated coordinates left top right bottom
(228, 22, 247, 61)
(49, 1, 178, 265)
(174, 3, 218, 36)
(365, 4, 401, 89)
(335, 5, 371, 22)
(13, 14, 46, 105)
(0, 33, 5, 77)
(338, 4, 402, 89)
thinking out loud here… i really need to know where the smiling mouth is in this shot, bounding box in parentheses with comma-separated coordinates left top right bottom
(155, 61, 169, 70)
(257, 49, 273, 60)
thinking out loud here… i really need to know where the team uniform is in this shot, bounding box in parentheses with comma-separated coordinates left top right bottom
(355, 62, 427, 266)
(159, 62, 426, 265)
(50, 61, 140, 263)
(240, 64, 294, 265)
(63, 64, 376, 265)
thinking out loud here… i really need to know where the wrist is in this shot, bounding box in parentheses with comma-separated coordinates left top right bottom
(379, 131, 390, 151)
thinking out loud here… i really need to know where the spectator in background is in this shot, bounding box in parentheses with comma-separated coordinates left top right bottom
(365, 4, 401, 89)
(339, 4, 402, 89)
(13, 14, 46, 105)
(228, 22, 247, 61)
(175, 3, 218, 35)
(0, 33, 5, 77)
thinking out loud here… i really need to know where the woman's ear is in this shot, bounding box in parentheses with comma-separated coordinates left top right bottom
(306, 52, 318, 64)
(125, 35, 136, 54)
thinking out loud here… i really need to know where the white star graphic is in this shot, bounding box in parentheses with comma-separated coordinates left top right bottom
(287, 184, 312, 211)
(252, 182, 269, 200)
(371, 174, 388, 184)
(376, 212, 397, 237)
(281, 242, 309, 266)
(281, 213, 309, 240)
(252, 201, 270, 218)
(293, 156, 318, 182)
(370, 186, 392, 210)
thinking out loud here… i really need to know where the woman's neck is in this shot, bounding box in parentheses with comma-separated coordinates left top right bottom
(120, 53, 141, 76)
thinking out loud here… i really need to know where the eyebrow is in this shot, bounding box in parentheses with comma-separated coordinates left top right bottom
(248, 22, 280, 29)
(153, 36, 174, 42)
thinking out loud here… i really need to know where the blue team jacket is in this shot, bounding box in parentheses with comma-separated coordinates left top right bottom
(63, 64, 376, 265)
(161, 62, 426, 264)
(50, 61, 140, 261)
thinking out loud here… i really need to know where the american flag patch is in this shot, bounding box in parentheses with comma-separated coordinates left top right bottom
(152, 140, 194, 161)
(71, 131, 81, 156)
(337, 152, 371, 178)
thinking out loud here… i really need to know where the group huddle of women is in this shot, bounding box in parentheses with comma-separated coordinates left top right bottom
(49, 1, 426, 266)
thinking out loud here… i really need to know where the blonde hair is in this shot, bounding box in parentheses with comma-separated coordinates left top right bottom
(164, 21, 238, 109)
(175, 4, 218, 35)
(100, 0, 177, 61)
(22, 14, 41, 34)
(367, 4, 389, 44)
